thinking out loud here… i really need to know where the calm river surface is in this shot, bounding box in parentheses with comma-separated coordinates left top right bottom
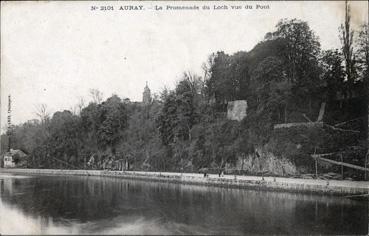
(0, 173, 368, 235)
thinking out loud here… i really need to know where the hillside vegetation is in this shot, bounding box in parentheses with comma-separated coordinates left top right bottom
(2, 19, 368, 179)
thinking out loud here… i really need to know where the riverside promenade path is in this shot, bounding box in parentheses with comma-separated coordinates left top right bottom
(1, 168, 368, 196)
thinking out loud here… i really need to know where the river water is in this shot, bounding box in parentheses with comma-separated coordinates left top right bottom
(0, 173, 368, 235)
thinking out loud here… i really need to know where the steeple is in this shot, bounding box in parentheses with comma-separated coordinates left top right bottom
(142, 81, 152, 104)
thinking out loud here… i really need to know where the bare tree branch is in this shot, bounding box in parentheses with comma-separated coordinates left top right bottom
(89, 89, 103, 104)
(34, 104, 50, 123)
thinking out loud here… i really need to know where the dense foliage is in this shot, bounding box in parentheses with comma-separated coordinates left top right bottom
(2, 18, 368, 178)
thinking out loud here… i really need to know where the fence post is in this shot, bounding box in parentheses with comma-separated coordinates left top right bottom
(365, 153, 368, 181)
(315, 158, 318, 179)
(314, 147, 318, 179)
(341, 154, 344, 180)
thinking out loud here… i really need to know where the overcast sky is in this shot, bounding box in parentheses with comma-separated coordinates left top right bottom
(1, 1, 368, 127)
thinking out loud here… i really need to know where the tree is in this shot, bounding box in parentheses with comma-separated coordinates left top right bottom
(76, 97, 86, 115)
(250, 56, 291, 123)
(32, 104, 51, 153)
(47, 110, 81, 165)
(201, 53, 216, 82)
(273, 19, 321, 85)
(175, 78, 196, 141)
(80, 102, 102, 152)
(159, 86, 170, 102)
(10, 120, 43, 155)
(339, 0, 357, 93)
(356, 24, 369, 83)
(157, 92, 177, 145)
(205, 51, 234, 109)
(157, 74, 202, 145)
(272, 18, 323, 116)
(89, 89, 104, 104)
(34, 104, 50, 123)
(321, 49, 345, 101)
(97, 95, 128, 149)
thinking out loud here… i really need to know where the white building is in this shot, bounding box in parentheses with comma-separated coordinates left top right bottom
(2, 149, 27, 168)
(3, 154, 15, 168)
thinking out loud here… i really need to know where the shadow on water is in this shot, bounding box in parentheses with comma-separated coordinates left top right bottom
(0, 173, 368, 235)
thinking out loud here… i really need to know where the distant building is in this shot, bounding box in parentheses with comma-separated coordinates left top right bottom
(2, 149, 28, 168)
(227, 100, 247, 121)
(142, 81, 152, 105)
(3, 154, 15, 168)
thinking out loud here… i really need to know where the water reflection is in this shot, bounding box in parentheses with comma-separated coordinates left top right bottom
(0, 173, 367, 235)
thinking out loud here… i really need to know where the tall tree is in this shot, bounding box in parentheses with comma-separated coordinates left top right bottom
(206, 51, 234, 109)
(356, 24, 369, 83)
(97, 95, 128, 150)
(89, 89, 104, 104)
(272, 19, 322, 116)
(175, 79, 196, 141)
(157, 92, 177, 145)
(250, 56, 291, 123)
(321, 49, 345, 101)
(273, 19, 321, 86)
(339, 0, 357, 93)
(34, 104, 50, 124)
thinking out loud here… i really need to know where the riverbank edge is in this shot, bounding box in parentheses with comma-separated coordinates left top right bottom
(1, 168, 368, 196)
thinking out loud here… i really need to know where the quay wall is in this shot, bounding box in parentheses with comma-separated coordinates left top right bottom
(1, 168, 368, 196)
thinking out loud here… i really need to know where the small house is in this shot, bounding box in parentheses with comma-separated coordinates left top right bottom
(4, 154, 15, 168)
(2, 149, 28, 168)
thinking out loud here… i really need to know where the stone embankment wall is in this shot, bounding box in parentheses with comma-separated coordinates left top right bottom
(1, 168, 368, 196)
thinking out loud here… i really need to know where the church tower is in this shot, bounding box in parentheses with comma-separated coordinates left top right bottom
(142, 81, 152, 105)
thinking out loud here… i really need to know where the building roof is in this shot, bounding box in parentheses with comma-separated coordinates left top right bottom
(6, 149, 27, 158)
